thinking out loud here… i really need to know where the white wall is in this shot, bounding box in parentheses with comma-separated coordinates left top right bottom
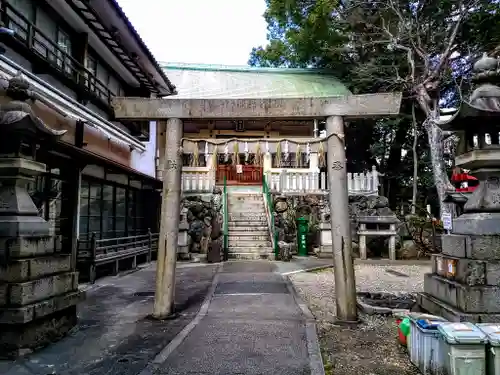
(131, 121, 156, 178)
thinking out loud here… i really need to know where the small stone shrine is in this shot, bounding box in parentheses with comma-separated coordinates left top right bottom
(0, 76, 85, 357)
(418, 53, 500, 322)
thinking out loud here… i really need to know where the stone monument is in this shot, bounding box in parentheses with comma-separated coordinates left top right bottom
(0, 76, 85, 357)
(418, 53, 500, 322)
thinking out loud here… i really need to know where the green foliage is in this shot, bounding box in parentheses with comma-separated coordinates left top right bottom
(250, 0, 500, 211)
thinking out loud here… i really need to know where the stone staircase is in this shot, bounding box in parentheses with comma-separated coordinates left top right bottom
(226, 190, 274, 260)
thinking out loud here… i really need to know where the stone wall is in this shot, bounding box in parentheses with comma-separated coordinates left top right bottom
(181, 189, 223, 261)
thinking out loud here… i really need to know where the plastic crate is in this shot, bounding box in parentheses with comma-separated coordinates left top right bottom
(409, 318, 447, 374)
(476, 323, 500, 375)
(437, 322, 487, 375)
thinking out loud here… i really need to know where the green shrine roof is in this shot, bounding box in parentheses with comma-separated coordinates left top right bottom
(161, 63, 351, 99)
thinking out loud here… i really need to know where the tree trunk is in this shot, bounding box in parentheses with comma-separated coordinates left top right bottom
(411, 105, 418, 214)
(423, 118, 454, 217)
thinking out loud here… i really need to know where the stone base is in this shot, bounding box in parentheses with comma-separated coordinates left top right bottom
(424, 273, 500, 313)
(417, 292, 500, 323)
(0, 305, 78, 359)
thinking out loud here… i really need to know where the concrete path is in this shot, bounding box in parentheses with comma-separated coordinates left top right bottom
(144, 261, 324, 375)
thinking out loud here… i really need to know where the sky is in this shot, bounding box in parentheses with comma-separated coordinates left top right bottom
(117, 0, 269, 66)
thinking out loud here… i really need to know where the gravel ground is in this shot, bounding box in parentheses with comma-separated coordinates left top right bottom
(290, 263, 431, 375)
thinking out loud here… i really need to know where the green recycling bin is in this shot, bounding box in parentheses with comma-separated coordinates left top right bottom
(296, 217, 309, 257)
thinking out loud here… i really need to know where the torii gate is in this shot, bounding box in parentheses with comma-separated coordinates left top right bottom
(111, 93, 402, 323)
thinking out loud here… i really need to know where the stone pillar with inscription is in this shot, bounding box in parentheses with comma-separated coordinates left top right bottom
(153, 118, 182, 319)
(326, 116, 358, 323)
(0, 77, 84, 357)
(418, 54, 500, 322)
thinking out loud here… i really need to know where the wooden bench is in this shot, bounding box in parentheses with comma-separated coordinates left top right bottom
(77, 230, 159, 284)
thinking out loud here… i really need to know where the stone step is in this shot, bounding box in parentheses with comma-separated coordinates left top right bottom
(228, 213, 267, 220)
(228, 236, 271, 243)
(228, 203, 265, 208)
(228, 204, 266, 212)
(228, 221, 268, 227)
(227, 224, 269, 231)
(227, 252, 274, 260)
(227, 196, 263, 201)
(228, 238, 271, 247)
(229, 210, 267, 215)
(228, 241, 272, 248)
(227, 230, 269, 237)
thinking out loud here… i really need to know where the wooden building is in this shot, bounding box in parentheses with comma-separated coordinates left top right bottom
(0, 0, 175, 244)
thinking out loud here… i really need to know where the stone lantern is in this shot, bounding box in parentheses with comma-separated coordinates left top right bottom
(0, 76, 85, 357)
(418, 53, 500, 322)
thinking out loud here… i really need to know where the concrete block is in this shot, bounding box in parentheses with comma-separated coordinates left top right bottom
(0, 254, 71, 283)
(432, 254, 488, 286)
(417, 292, 500, 323)
(0, 290, 85, 324)
(0, 305, 78, 359)
(442, 234, 500, 260)
(9, 272, 78, 306)
(424, 273, 500, 313)
(453, 212, 500, 235)
(466, 235, 500, 260)
(0, 236, 55, 259)
(441, 234, 466, 258)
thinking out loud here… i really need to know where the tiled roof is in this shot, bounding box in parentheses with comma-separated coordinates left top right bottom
(161, 63, 350, 99)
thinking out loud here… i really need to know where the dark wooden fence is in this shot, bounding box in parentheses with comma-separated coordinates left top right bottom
(77, 230, 159, 283)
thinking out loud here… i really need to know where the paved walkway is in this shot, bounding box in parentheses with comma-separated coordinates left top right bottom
(0, 260, 324, 375)
(144, 261, 323, 375)
(0, 263, 219, 375)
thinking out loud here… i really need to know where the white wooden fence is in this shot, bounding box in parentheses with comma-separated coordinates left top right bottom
(180, 166, 380, 195)
(266, 166, 379, 195)
(181, 167, 214, 193)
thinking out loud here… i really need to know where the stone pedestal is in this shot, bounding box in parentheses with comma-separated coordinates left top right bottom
(177, 207, 190, 260)
(418, 232, 500, 322)
(418, 163, 500, 322)
(0, 158, 84, 358)
(318, 221, 333, 258)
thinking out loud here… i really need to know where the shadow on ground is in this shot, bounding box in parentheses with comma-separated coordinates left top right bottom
(0, 264, 218, 375)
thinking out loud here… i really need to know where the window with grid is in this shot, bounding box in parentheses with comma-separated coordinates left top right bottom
(56, 29, 73, 75)
(101, 184, 114, 239)
(6, 0, 35, 40)
(79, 180, 103, 240)
(115, 187, 126, 238)
(34, 7, 57, 60)
(79, 180, 150, 240)
(85, 54, 97, 92)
